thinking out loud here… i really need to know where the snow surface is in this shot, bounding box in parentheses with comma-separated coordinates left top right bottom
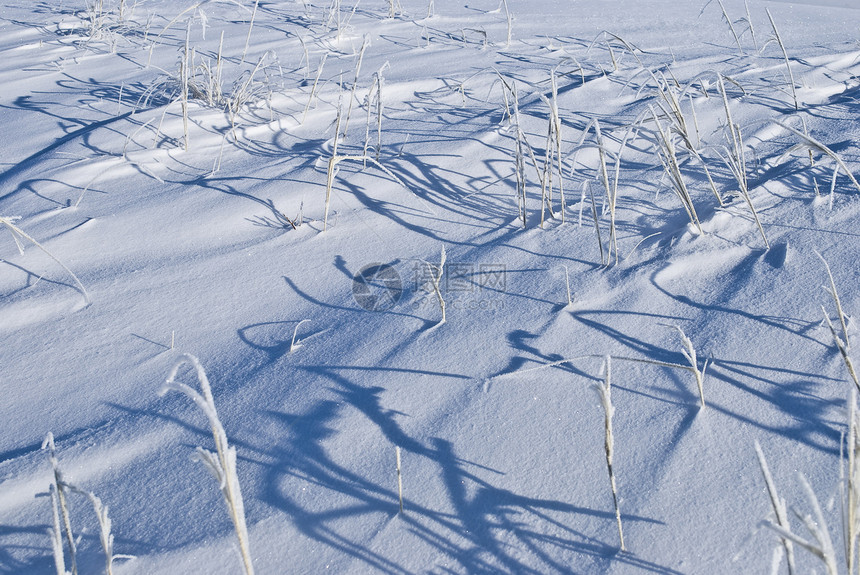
(2, 0, 860, 573)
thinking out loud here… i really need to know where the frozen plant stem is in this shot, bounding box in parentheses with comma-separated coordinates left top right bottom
(63, 485, 133, 575)
(844, 390, 860, 574)
(501, 0, 512, 46)
(563, 265, 572, 307)
(1, 216, 90, 305)
(302, 53, 328, 124)
(717, 77, 768, 248)
(596, 357, 626, 551)
(323, 103, 420, 231)
(290, 319, 310, 353)
(48, 485, 67, 575)
(744, 0, 758, 50)
(88, 492, 115, 575)
(588, 181, 605, 265)
(427, 245, 447, 324)
(766, 9, 798, 111)
(341, 36, 370, 139)
(240, 0, 259, 65)
(816, 251, 859, 391)
(594, 119, 619, 263)
(181, 21, 191, 151)
(539, 70, 564, 225)
(42, 434, 77, 575)
(755, 441, 797, 574)
(650, 109, 703, 235)
(673, 325, 707, 408)
(370, 62, 390, 162)
(396, 446, 404, 513)
(716, 0, 744, 54)
(162, 354, 255, 575)
(774, 121, 860, 194)
(817, 251, 850, 351)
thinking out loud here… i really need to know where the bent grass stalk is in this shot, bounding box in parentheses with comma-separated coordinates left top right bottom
(162, 354, 254, 575)
(768, 475, 839, 575)
(290, 319, 310, 353)
(1, 216, 90, 305)
(674, 325, 707, 408)
(817, 250, 850, 350)
(774, 121, 860, 195)
(63, 484, 133, 575)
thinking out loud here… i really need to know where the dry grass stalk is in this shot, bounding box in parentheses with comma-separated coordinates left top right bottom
(716, 0, 744, 54)
(396, 446, 404, 513)
(341, 35, 371, 139)
(42, 434, 77, 575)
(816, 251, 859, 392)
(323, 102, 420, 231)
(240, 0, 259, 65)
(755, 441, 797, 574)
(48, 485, 69, 575)
(774, 121, 860, 195)
(162, 354, 255, 575)
(673, 326, 707, 408)
(1, 216, 90, 305)
(539, 71, 564, 225)
(426, 245, 447, 324)
(596, 356, 626, 551)
(765, 9, 798, 111)
(717, 77, 769, 248)
(302, 53, 329, 124)
(844, 390, 860, 574)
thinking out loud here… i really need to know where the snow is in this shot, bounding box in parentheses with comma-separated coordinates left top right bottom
(2, 0, 860, 572)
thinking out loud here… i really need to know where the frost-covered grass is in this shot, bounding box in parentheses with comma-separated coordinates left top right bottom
(2, 0, 860, 573)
